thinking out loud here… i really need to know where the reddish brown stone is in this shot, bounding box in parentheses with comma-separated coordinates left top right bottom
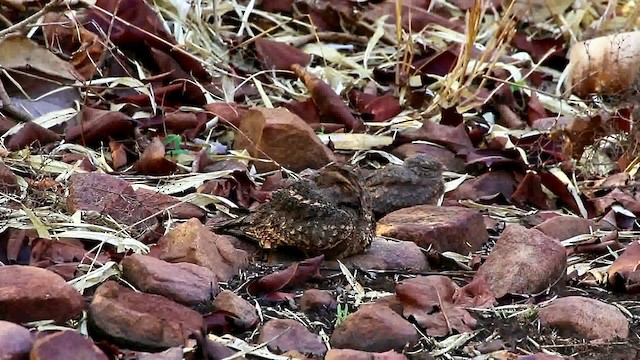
(157, 218, 248, 282)
(325, 349, 410, 360)
(0, 320, 33, 359)
(233, 107, 336, 172)
(0, 266, 84, 324)
(212, 290, 258, 329)
(134, 187, 205, 220)
(121, 254, 219, 306)
(330, 304, 418, 352)
(533, 216, 594, 241)
(539, 296, 629, 341)
(300, 289, 336, 313)
(335, 238, 428, 271)
(475, 224, 566, 298)
(88, 281, 203, 350)
(376, 205, 488, 254)
(136, 347, 184, 360)
(30, 330, 107, 360)
(66, 173, 157, 235)
(257, 319, 326, 356)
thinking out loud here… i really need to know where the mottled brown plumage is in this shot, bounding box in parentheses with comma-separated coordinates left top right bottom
(363, 154, 445, 218)
(216, 164, 375, 259)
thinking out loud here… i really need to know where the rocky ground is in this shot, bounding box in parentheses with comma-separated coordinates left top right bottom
(2, 0, 640, 359)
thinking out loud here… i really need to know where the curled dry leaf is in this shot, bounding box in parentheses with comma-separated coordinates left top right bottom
(7, 122, 61, 151)
(133, 137, 178, 175)
(290, 64, 364, 132)
(109, 140, 128, 169)
(255, 38, 312, 71)
(247, 255, 324, 296)
(395, 275, 477, 337)
(65, 107, 135, 145)
(608, 241, 640, 293)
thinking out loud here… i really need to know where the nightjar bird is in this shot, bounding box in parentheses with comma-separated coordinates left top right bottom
(362, 154, 445, 218)
(214, 163, 375, 259)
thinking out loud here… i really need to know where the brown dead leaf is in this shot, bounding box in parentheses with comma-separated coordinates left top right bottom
(65, 107, 135, 145)
(290, 64, 364, 132)
(395, 275, 477, 337)
(255, 38, 312, 71)
(133, 137, 177, 175)
(0, 34, 80, 81)
(511, 172, 550, 209)
(109, 140, 128, 169)
(348, 90, 402, 122)
(7, 122, 61, 151)
(247, 255, 324, 296)
(42, 12, 105, 80)
(608, 241, 640, 293)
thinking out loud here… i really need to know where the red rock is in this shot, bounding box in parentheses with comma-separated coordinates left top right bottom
(538, 296, 629, 341)
(0, 320, 33, 359)
(134, 187, 205, 220)
(157, 218, 248, 282)
(232, 107, 336, 172)
(300, 289, 336, 313)
(88, 280, 203, 350)
(30, 330, 107, 360)
(66, 173, 157, 236)
(257, 319, 326, 356)
(533, 216, 594, 240)
(212, 290, 258, 329)
(325, 349, 410, 360)
(0, 266, 84, 324)
(475, 224, 566, 298)
(335, 238, 428, 271)
(391, 143, 465, 173)
(121, 254, 219, 306)
(376, 205, 488, 254)
(331, 304, 418, 352)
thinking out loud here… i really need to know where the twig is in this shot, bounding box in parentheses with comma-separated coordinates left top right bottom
(0, 77, 32, 122)
(288, 32, 369, 48)
(435, 288, 453, 335)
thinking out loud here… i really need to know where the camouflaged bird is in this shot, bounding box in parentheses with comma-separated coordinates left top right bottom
(215, 163, 376, 259)
(362, 154, 445, 218)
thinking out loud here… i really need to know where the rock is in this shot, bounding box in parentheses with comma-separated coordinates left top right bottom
(325, 349, 410, 360)
(66, 173, 157, 235)
(373, 295, 405, 315)
(538, 296, 629, 341)
(533, 216, 594, 241)
(136, 347, 183, 360)
(517, 354, 570, 360)
(475, 224, 566, 298)
(257, 319, 326, 357)
(30, 331, 107, 360)
(0, 320, 33, 359)
(332, 238, 428, 271)
(391, 143, 465, 173)
(376, 205, 488, 254)
(135, 187, 205, 220)
(300, 289, 336, 313)
(121, 254, 219, 306)
(331, 304, 418, 352)
(157, 218, 248, 282)
(0, 265, 84, 324)
(88, 280, 203, 350)
(232, 107, 336, 172)
(212, 290, 259, 329)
